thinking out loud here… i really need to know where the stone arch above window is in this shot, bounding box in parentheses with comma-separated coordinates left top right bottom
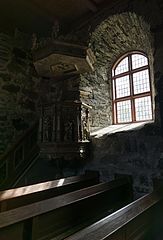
(112, 52, 153, 124)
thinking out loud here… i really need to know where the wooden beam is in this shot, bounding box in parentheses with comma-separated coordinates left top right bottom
(67, 0, 129, 32)
(85, 0, 98, 12)
(24, 0, 54, 22)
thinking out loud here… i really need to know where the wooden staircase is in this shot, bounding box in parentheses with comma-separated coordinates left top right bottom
(0, 121, 40, 190)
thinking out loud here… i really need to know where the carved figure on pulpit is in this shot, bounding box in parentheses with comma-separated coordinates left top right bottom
(43, 116, 52, 142)
(82, 119, 90, 141)
(64, 120, 74, 141)
(51, 19, 60, 40)
(31, 33, 38, 50)
(81, 108, 90, 141)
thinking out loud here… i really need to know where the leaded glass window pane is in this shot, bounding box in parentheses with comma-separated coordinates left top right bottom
(115, 75, 130, 98)
(117, 100, 132, 123)
(115, 57, 129, 75)
(132, 54, 148, 69)
(133, 69, 150, 94)
(135, 96, 152, 121)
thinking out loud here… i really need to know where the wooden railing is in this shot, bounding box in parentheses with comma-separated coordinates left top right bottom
(0, 121, 39, 190)
(0, 177, 132, 240)
(0, 171, 99, 212)
(66, 186, 163, 240)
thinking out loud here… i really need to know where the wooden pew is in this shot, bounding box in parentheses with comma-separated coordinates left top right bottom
(0, 177, 132, 240)
(65, 186, 163, 240)
(0, 171, 99, 212)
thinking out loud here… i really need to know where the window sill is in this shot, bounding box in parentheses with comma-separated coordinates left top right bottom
(90, 121, 154, 138)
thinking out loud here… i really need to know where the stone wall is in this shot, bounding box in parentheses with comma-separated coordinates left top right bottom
(79, 123, 162, 198)
(80, 12, 154, 130)
(67, 0, 163, 129)
(69, 1, 163, 196)
(0, 32, 40, 155)
(1, 0, 163, 195)
(80, 69, 111, 131)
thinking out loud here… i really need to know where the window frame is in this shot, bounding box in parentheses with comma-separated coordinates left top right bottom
(112, 51, 153, 124)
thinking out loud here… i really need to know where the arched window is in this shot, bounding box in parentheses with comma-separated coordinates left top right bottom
(112, 52, 153, 124)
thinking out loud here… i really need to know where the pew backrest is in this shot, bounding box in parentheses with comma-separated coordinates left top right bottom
(0, 177, 132, 240)
(0, 171, 99, 212)
(65, 187, 163, 240)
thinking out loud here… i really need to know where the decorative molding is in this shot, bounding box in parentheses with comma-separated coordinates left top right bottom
(33, 40, 96, 77)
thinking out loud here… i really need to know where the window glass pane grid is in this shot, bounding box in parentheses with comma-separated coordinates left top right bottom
(112, 52, 152, 124)
(133, 69, 150, 94)
(117, 100, 132, 123)
(135, 96, 152, 121)
(115, 57, 129, 75)
(115, 75, 130, 98)
(132, 54, 148, 69)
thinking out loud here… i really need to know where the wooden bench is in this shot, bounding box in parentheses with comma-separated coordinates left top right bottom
(0, 177, 132, 240)
(0, 170, 99, 212)
(65, 186, 163, 240)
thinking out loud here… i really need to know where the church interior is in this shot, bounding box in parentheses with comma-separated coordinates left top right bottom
(1, 0, 163, 239)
